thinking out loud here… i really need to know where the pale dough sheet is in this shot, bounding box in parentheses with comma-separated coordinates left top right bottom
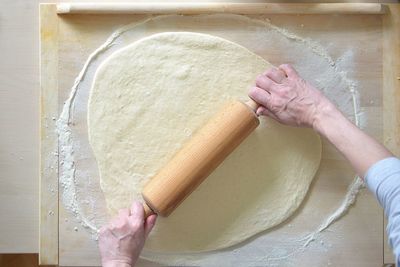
(88, 32, 321, 253)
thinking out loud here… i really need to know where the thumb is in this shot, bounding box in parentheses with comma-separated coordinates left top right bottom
(144, 214, 157, 239)
(256, 106, 266, 116)
(129, 201, 144, 224)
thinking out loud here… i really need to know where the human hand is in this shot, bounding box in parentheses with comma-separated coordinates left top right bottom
(99, 201, 157, 267)
(248, 64, 333, 129)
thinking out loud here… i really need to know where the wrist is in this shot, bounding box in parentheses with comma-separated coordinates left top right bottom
(312, 98, 342, 136)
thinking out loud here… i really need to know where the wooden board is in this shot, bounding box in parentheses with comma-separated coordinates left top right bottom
(39, 3, 400, 266)
(0, 0, 397, 258)
(39, 4, 59, 266)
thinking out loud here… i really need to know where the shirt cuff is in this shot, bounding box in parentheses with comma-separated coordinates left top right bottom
(364, 157, 400, 201)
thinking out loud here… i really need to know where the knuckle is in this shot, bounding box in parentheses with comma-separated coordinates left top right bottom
(299, 78, 307, 86)
(265, 69, 274, 76)
(255, 75, 264, 84)
(268, 96, 278, 108)
(280, 64, 296, 76)
(293, 77, 306, 88)
(275, 99, 286, 108)
(248, 89, 256, 99)
(270, 99, 279, 108)
(248, 86, 257, 94)
(279, 63, 289, 69)
(109, 224, 117, 231)
(121, 217, 130, 225)
(122, 208, 130, 215)
(256, 74, 265, 80)
(269, 96, 285, 110)
(249, 87, 260, 99)
(278, 87, 290, 97)
(269, 105, 280, 113)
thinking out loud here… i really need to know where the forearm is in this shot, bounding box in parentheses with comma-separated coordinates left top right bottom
(313, 100, 393, 178)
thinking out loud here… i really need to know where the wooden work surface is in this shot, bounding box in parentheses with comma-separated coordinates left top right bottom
(37, 2, 397, 267)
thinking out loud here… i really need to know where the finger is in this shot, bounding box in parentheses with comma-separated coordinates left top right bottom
(249, 86, 270, 108)
(144, 214, 157, 239)
(256, 106, 266, 116)
(110, 216, 123, 230)
(129, 201, 144, 225)
(118, 208, 130, 219)
(264, 68, 287, 84)
(278, 64, 298, 78)
(255, 74, 277, 93)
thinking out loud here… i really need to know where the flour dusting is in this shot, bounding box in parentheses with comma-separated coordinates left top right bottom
(302, 176, 365, 247)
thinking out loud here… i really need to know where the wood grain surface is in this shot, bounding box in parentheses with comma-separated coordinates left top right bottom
(39, 4, 59, 265)
(0, 1, 398, 266)
(52, 7, 388, 267)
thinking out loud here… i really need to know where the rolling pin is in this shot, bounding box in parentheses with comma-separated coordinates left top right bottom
(142, 99, 259, 217)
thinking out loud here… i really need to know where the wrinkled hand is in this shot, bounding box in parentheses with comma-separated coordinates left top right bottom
(249, 64, 330, 128)
(99, 201, 157, 267)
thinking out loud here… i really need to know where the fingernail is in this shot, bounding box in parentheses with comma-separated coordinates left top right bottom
(150, 215, 157, 225)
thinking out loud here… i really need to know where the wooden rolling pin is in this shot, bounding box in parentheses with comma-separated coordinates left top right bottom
(57, 3, 386, 15)
(142, 100, 259, 217)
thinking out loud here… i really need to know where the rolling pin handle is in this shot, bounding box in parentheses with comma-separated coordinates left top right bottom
(143, 202, 155, 218)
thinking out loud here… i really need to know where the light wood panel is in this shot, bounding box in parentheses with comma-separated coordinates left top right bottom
(39, 4, 59, 266)
(0, 0, 40, 254)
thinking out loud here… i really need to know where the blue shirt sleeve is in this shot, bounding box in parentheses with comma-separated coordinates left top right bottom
(365, 157, 400, 265)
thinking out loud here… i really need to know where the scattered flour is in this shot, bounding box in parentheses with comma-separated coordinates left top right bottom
(302, 176, 365, 247)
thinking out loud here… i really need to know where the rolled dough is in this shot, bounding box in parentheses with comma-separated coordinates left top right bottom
(88, 32, 322, 253)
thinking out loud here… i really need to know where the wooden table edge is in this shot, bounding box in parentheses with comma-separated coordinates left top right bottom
(39, 3, 59, 266)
